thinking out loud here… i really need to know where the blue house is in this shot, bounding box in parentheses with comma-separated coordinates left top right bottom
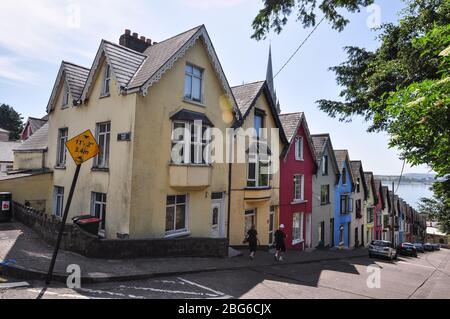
(398, 199, 406, 244)
(333, 150, 355, 248)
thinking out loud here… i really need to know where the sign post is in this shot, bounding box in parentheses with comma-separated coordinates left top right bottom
(46, 130, 99, 285)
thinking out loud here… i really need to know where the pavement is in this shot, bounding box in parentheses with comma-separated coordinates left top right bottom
(0, 222, 368, 284)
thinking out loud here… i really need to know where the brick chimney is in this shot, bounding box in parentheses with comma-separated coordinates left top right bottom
(119, 29, 152, 53)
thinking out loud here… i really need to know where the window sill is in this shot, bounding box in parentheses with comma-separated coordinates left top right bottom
(291, 199, 307, 205)
(92, 167, 109, 172)
(169, 163, 212, 168)
(245, 186, 271, 191)
(165, 230, 191, 239)
(61, 105, 69, 110)
(182, 98, 206, 108)
(295, 158, 304, 162)
(100, 93, 110, 99)
(54, 165, 66, 170)
(321, 202, 331, 206)
(292, 239, 304, 245)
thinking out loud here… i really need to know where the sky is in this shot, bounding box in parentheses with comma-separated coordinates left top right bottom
(0, 0, 433, 175)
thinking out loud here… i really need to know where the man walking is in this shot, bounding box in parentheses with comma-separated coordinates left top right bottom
(274, 224, 287, 261)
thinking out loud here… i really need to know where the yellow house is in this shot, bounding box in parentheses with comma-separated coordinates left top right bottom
(229, 80, 287, 246)
(44, 26, 242, 240)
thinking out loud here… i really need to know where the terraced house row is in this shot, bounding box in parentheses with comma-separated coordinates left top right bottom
(0, 26, 426, 257)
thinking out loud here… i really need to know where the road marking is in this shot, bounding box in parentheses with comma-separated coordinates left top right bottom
(118, 285, 218, 297)
(0, 282, 30, 289)
(177, 277, 228, 297)
(396, 261, 437, 270)
(77, 287, 145, 299)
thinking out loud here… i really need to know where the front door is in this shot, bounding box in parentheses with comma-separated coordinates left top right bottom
(211, 202, 222, 238)
(355, 227, 359, 247)
(306, 214, 312, 248)
(245, 209, 256, 237)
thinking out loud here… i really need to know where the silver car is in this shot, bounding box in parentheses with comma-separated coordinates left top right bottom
(369, 240, 397, 260)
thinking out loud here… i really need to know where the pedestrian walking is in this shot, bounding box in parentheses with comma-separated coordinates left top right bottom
(274, 224, 287, 261)
(244, 225, 259, 260)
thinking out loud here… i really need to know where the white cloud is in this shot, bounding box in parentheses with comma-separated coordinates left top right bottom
(0, 56, 40, 84)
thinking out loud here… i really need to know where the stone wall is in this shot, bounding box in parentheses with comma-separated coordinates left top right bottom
(13, 202, 228, 259)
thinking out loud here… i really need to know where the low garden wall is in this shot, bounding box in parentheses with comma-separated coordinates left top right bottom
(13, 202, 228, 259)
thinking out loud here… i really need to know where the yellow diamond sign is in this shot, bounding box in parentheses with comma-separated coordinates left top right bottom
(65, 130, 99, 165)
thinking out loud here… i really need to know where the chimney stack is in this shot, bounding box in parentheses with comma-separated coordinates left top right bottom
(119, 29, 152, 53)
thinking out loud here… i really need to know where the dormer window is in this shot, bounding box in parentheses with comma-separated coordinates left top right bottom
(101, 64, 111, 97)
(62, 83, 69, 108)
(184, 64, 203, 102)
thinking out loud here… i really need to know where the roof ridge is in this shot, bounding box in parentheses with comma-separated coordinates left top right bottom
(146, 25, 204, 49)
(62, 60, 90, 71)
(279, 111, 303, 116)
(231, 80, 265, 88)
(311, 133, 330, 137)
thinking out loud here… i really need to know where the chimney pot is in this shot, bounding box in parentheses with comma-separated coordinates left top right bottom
(140, 36, 146, 41)
(146, 39, 152, 44)
(125, 29, 131, 35)
(132, 32, 138, 38)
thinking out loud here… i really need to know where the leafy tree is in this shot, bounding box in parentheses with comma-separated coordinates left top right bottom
(317, 0, 450, 131)
(251, 0, 374, 40)
(0, 103, 24, 141)
(419, 181, 450, 234)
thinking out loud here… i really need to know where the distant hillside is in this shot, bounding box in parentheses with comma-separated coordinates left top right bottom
(375, 173, 436, 184)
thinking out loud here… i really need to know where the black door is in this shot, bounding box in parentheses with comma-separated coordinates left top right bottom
(355, 227, 359, 247)
(361, 225, 364, 247)
(330, 218, 335, 247)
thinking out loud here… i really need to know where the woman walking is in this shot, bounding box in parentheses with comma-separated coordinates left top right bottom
(274, 224, 287, 261)
(246, 225, 259, 260)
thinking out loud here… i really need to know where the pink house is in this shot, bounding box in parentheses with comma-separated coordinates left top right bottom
(279, 113, 317, 250)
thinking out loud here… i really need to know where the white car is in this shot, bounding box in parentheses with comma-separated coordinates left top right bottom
(369, 240, 397, 261)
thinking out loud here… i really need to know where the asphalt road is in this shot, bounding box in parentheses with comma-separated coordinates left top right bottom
(1, 249, 449, 299)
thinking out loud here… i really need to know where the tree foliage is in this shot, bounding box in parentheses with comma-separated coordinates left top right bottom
(0, 103, 24, 141)
(251, 0, 374, 40)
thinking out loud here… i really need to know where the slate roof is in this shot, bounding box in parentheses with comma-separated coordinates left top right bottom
(374, 179, 382, 195)
(0, 141, 21, 162)
(0, 127, 9, 133)
(63, 61, 90, 100)
(128, 26, 202, 89)
(334, 150, 349, 172)
(350, 161, 362, 181)
(102, 40, 147, 88)
(27, 117, 47, 134)
(15, 123, 48, 152)
(364, 172, 376, 196)
(279, 112, 304, 143)
(311, 134, 329, 159)
(231, 81, 265, 117)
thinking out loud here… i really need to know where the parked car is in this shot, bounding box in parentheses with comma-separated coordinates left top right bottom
(432, 243, 441, 251)
(413, 243, 424, 253)
(423, 243, 435, 251)
(369, 240, 397, 260)
(397, 243, 418, 257)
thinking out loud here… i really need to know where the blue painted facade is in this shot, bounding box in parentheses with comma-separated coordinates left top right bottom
(334, 159, 353, 247)
(398, 210, 404, 244)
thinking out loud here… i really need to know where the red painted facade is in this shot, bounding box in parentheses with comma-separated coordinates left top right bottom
(374, 183, 383, 240)
(279, 120, 316, 250)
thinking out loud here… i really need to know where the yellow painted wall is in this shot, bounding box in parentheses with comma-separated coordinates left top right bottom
(230, 92, 282, 246)
(129, 39, 231, 239)
(0, 173, 52, 212)
(47, 57, 136, 239)
(14, 151, 46, 170)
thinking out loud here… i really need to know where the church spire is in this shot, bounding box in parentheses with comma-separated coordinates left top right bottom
(266, 45, 281, 114)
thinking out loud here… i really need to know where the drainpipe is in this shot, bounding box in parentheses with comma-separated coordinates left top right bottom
(227, 161, 232, 240)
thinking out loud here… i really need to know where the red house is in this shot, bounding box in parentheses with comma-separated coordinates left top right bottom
(374, 179, 384, 240)
(279, 112, 317, 250)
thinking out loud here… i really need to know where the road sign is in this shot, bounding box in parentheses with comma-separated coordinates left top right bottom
(65, 130, 99, 165)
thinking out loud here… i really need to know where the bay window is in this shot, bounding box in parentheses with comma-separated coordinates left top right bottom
(171, 121, 211, 165)
(247, 152, 270, 188)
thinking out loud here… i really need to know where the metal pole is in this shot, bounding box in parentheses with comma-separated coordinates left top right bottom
(391, 182, 395, 248)
(46, 164, 81, 285)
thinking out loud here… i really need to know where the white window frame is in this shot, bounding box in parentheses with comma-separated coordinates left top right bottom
(320, 184, 330, 205)
(165, 195, 189, 236)
(102, 64, 111, 96)
(184, 64, 203, 102)
(53, 186, 64, 218)
(91, 192, 107, 236)
(56, 128, 68, 167)
(62, 83, 70, 108)
(171, 121, 211, 165)
(322, 155, 328, 175)
(292, 212, 304, 245)
(95, 122, 111, 168)
(247, 152, 271, 188)
(295, 136, 304, 161)
(293, 174, 305, 202)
